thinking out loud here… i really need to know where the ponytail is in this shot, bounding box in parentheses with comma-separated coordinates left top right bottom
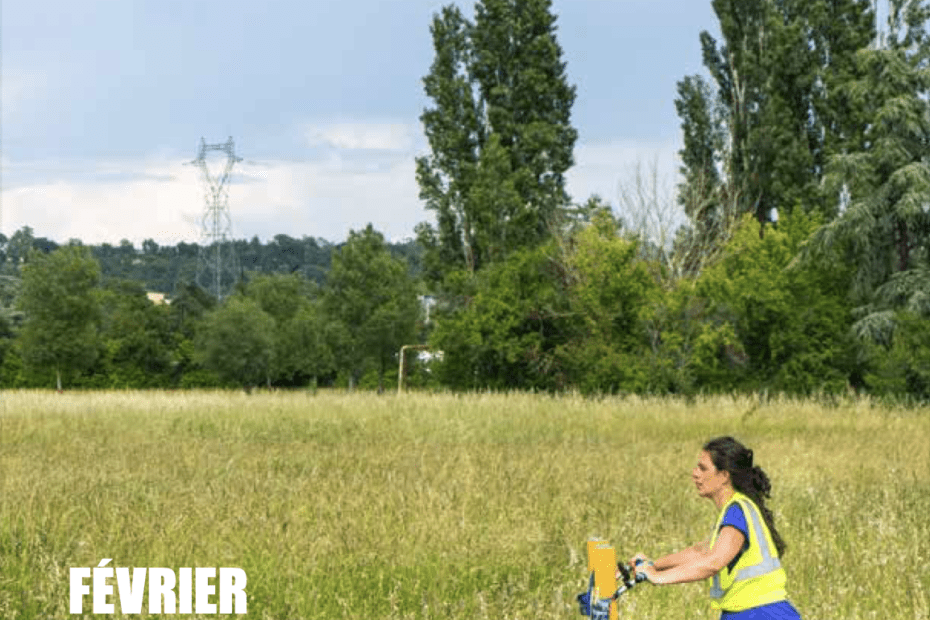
(742, 465, 786, 557)
(750, 465, 771, 498)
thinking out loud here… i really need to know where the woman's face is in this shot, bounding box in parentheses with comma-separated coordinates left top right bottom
(692, 450, 730, 499)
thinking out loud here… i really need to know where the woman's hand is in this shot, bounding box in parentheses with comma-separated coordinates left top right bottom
(638, 563, 660, 585)
(616, 554, 657, 582)
(614, 561, 662, 584)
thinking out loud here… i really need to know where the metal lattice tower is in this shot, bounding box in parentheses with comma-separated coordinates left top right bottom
(189, 137, 242, 299)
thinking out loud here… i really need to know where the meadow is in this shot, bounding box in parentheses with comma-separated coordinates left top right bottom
(0, 390, 927, 619)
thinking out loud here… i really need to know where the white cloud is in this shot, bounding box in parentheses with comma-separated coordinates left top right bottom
(1, 148, 428, 247)
(2, 117, 430, 247)
(232, 154, 427, 243)
(303, 121, 416, 152)
(2, 134, 689, 250)
(3, 160, 204, 246)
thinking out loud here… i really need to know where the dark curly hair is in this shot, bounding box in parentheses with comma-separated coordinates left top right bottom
(703, 436, 787, 557)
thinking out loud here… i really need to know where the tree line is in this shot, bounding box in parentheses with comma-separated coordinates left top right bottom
(0, 225, 423, 391)
(4, 0, 930, 400)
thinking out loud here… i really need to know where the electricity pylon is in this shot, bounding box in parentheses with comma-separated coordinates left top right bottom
(189, 137, 241, 299)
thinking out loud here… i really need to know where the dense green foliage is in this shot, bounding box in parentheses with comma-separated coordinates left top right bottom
(195, 296, 276, 388)
(324, 225, 421, 390)
(0, 226, 422, 391)
(430, 243, 571, 391)
(676, 0, 875, 241)
(690, 213, 857, 394)
(16, 245, 102, 390)
(2, 1, 928, 401)
(97, 280, 176, 388)
(810, 0, 930, 338)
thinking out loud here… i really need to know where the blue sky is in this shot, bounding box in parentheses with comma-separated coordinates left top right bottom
(2, 0, 720, 246)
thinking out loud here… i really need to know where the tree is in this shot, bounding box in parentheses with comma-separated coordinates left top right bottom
(5, 226, 35, 275)
(429, 211, 660, 393)
(169, 282, 217, 340)
(194, 296, 275, 390)
(243, 271, 315, 325)
(694, 212, 857, 394)
(555, 211, 658, 393)
(429, 242, 573, 390)
(808, 0, 878, 165)
(324, 225, 420, 391)
(169, 283, 218, 386)
(416, 0, 577, 286)
(864, 310, 930, 401)
(98, 280, 174, 388)
(141, 239, 160, 256)
(276, 303, 336, 387)
(808, 0, 930, 345)
(677, 0, 876, 235)
(241, 272, 333, 386)
(675, 75, 724, 225)
(18, 246, 102, 390)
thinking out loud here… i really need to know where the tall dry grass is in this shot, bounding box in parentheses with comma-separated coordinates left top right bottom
(0, 390, 927, 619)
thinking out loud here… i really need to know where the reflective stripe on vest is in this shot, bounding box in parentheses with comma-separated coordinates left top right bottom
(709, 496, 782, 599)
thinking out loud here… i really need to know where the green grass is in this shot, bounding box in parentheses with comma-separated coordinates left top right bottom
(0, 390, 927, 619)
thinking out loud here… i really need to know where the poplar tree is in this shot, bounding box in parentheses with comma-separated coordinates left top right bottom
(675, 0, 875, 235)
(415, 0, 577, 286)
(674, 74, 730, 264)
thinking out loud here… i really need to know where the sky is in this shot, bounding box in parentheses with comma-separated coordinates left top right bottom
(1, 0, 722, 247)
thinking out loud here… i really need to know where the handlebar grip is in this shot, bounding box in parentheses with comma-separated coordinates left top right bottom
(616, 562, 632, 583)
(633, 558, 650, 583)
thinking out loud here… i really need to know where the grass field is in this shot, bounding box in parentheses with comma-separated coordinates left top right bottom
(0, 390, 927, 619)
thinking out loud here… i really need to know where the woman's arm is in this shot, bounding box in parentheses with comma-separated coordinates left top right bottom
(651, 542, 709, 570)
(644, 527, 744, 585)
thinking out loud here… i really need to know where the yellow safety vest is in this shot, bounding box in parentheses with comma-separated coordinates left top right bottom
(708, 491, 788, 611)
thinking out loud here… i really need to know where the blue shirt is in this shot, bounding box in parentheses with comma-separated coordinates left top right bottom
(719, 502, 750, 571)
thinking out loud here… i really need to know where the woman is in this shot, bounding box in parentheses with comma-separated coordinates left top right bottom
(629, 436, 802, 619)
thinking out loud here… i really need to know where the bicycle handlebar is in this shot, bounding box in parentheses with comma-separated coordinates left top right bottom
(576, 559, 649, 618)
